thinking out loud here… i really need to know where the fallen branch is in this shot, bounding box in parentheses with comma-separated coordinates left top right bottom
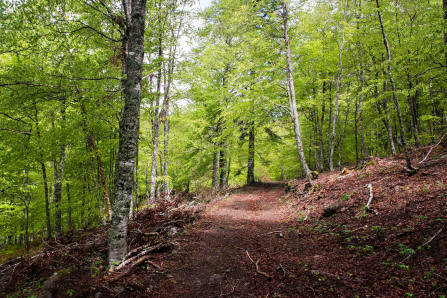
(257, 231, 283, 237)
(109, 255, 152, 282)
(117, 242, 168, 271)
(303, 209, 310, 221)
(246, 251, 270, 278)
(401, 228, 443, 263)
(364, 184, 378, 215)
(419, 133, 447, 165)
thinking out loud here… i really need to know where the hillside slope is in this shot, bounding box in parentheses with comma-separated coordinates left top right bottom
(1, 145, 447, 297)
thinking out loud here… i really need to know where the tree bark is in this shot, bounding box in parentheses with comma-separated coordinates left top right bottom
(247, 123, 255, 185)
(108, 0, 147, 269)
(67, 183, 72, 231)
(329, 0, 347, 172)
(150, 33, 163, 201)
(34, 104, 52, 239)
(444, 0, 447, 70)
(281, 1, 311, 179)
(80, 103, 112, 220)
(376, 0, 414, 170)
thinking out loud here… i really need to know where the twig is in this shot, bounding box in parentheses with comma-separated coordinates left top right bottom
(364, 184, 378, 215)
(220, 274, 235, 296)
(303, 209, 310, 221)
(257, 231, 283, 237)
(419, 133, 447, 165)
(401, 228, 443, 263)
(246, 251, 271, 278)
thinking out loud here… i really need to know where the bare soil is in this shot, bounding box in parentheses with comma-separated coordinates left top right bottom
(1, 145, 447, 297)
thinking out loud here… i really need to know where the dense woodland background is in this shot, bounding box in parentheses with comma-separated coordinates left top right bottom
(0, 0, 446, 252)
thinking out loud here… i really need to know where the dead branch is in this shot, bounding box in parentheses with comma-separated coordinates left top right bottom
(257, 231, 283, 237)
(109, 255, 151, 283)
(419, 133, 447, 165)
(364, 184, 378, 215)
(303, 209, 310, 221)
(401, 228, 443, 263)
(117, 242, 168, 271)
(246, 251, 271, 278)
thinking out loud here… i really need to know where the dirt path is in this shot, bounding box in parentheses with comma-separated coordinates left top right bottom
(150, 182, 294, 297)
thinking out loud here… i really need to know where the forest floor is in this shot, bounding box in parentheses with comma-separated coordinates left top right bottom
(1, 144, 447, 297)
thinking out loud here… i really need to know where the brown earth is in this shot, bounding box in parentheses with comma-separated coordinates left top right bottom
(1, 145, 447, 297)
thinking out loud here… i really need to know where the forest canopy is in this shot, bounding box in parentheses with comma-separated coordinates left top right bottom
(0, 0, 446, 256)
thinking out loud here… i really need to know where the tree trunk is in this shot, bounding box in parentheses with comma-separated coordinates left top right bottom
(108, 0, 147, 269)
(357, 68, 368, 158)
(220, 141, 228, 190)
(247, 123, 255, 185)
(35, 104, 52, 239)
(80, 103, 112, 220)
(67, 183, 72, 231)
(150, 34, 163, 201)
(376, 0, 414, 170)
(444, 0, 447, 70)
(329, 0, 347, 172)
(281, 1, 311, 179)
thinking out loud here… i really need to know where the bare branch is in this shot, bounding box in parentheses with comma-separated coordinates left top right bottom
(0, 128, 32, 135)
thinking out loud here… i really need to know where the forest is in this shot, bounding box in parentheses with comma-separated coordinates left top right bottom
(0, 0, 447, 296)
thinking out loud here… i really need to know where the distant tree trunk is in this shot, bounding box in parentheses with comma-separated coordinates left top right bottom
(35, 104, 52, 239)
(281, 1, 311, 179)
(150, 34, 163, 201)
(220, 141, 228, 190)
(67, 183, 72, 231)
(163, 99, 170, 198)
(53, 103, 66, 239)
(108, 0, 147, 269)
(406, 80, 421, 147)
(444, 0, 447, 70)
(376, 0, 415, 171)
(319, 81, 326, 171)
(212, 146, 220, 192)
(80, 103, 112, 220)
(357, 67, 368, 158)
(247, 123, 255, 185)
(329, 0, 347, 172)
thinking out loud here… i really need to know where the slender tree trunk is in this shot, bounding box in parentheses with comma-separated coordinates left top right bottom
(376, 0, 415, 170)
(35, 105, 52, 239)
(329, 0, 347, 172)
(150, 34, 163, 201)
(282, 1, 311, 179)
(67, 183, 72, 231)
(163, 99, 170, 198)
(319, 81, 326, 171)
(80, 103, 112, 220)
(53, 103, 66, 239)
(220, 141, 228, 190)
(247, 123, 255, 185)
(444, 0, 447, 70)
(357, 67, 368, 158)
(108, 0, 147, 269)
(212, 122, 221, 193)
(406, 81, 421, 147)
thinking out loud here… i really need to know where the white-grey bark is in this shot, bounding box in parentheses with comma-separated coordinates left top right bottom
(108, 0, 147, 270)
(376, 0, 414, 171)
(329, 0, 347, 172)
(281, 1, 311, 179)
